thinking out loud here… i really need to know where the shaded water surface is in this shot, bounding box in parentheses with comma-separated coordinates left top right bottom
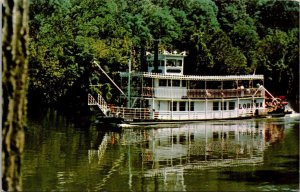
(22, 112, 299, 191)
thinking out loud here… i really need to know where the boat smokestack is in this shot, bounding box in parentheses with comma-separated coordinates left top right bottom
(140, 39, 147, 72)
(154, 40, 159, 73)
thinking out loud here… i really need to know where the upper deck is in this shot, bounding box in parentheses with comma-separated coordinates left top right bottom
(119, 50, 264, 100)
(120, 71, 265, 99)
(146, 50, 187, 75)
(121, 49, 264, 81)
(120, 72, 264, 81)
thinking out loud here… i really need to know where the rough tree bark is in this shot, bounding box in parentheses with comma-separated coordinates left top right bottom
(2, 0, 29, 191)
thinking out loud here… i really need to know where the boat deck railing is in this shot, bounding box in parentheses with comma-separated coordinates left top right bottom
(109, 106, 152, 120)
(150, 109, 255, 120)
(140, 87, 264, 99)
(88, 94, 109, 115)
(89, 93, 152, 120)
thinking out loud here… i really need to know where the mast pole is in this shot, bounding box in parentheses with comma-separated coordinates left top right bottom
(127, 59, 131, 107)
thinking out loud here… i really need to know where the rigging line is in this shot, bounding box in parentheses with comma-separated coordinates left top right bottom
(93, 61, 127, 97)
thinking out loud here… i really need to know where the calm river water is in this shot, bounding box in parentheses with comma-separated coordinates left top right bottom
(22, 111, 299, 191)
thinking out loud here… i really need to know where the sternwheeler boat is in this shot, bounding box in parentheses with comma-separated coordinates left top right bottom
(88, 50, 291, 125)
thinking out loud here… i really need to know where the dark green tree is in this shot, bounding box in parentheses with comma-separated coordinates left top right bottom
(256, 29, 290, 94)
(26, 0, 299, 111)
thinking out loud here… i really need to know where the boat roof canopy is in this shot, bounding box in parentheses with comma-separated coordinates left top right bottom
(119, 72, 264, 81)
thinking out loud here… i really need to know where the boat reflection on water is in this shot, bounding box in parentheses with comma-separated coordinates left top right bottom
(88, 120, 285, 191)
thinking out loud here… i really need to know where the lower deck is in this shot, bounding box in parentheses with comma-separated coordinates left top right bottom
(100, 97, 267, 123)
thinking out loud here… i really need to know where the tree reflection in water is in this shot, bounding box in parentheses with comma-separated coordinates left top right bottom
(88, 120, 287, 191)
(23, 115, 298, 191)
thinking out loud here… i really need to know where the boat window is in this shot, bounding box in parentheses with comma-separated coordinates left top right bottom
(172, 102, 177, 111)
(175, 60, 182, 66)
(166, 60, 175, 66)
(172, 80, 180, 87)
(229, 102, 235, 110)
(221, 102, 227, 110)
(190, 102, 194, 111)
(182, 80, 186, 87)
(179, 102, 186, 111)
(213, 102, 219, 111)
(166, 59, 183, 67)
(159, 79, 167, 86)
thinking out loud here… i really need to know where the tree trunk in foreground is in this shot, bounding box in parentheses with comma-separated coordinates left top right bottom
(2, 0, 29, 191)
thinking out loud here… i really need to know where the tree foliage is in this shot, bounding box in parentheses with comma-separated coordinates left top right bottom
(28, 0, 299, 109)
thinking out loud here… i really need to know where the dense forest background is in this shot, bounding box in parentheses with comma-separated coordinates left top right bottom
(28, 0, 299, 111)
